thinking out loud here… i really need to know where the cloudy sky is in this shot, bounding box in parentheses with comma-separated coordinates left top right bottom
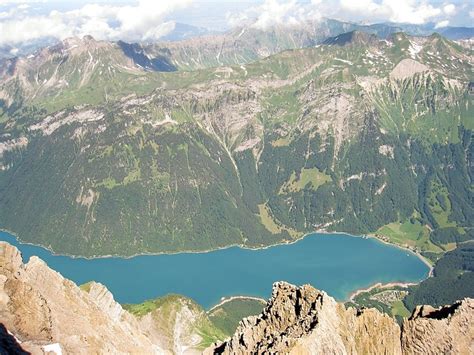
(0, 0, 472, 46)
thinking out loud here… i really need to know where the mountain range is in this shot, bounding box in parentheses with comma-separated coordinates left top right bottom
(1, 17, 473, 62)
(1, 27, 472, 256)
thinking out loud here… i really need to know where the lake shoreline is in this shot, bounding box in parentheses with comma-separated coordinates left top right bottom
(336, 231, 434, 303)
(366, 232, 434, 277)
(348, 281, 420, 302)
(1, 228, 364, 260)
(0, 227, 433, 268)
(207, 295, 267, 313)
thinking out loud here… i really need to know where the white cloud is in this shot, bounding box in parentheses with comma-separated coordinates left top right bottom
(0, 0, 192, 45)
(339, 0, 385, 15)
(0, 15, 68, 44)
(2, 0, 471, 45)
(435, 19, 449, 28)
(227, 0, 323, 30)
(254, 0, 302, 29)
(340, 0, 443, 25)
(227, 0, 460, 29)
(0, 0, 43, 4)
(443, 3, 456, 16)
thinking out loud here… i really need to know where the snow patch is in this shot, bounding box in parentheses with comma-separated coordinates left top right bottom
(408, 41, 422, 59)
(375, 182, 387, 195)
(334, 58, 353, 65)
(42, 343, 63, 355)
(379, 145, 394, 158)
(237, 28, 246, 38)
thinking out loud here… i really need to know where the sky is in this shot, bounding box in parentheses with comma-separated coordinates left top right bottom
(0, 0, 472, 46)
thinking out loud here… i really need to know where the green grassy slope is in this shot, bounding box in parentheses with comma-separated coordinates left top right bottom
(123, 294, 227, 350)
(208, 298, 266, 336)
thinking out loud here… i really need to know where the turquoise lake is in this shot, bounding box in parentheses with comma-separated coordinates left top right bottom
(0, 231, 429, 309)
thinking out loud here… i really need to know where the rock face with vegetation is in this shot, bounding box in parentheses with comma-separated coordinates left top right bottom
(208, 282, 474, 355)
(123, 294, 227, 353)
(0, 241, 160, 354)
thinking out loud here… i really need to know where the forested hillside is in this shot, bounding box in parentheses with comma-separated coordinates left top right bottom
(0, 31, 472, 258)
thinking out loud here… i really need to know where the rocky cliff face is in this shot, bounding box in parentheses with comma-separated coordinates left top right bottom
(207, 282, 402, 354)
(0, 241, 162, 354)
(207, 282, 473, 355)
(402, 302, 474, 354)
(0, 241, 226, 354)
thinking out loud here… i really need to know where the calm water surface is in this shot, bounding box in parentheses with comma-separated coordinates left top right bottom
(0, 231, 429, 309)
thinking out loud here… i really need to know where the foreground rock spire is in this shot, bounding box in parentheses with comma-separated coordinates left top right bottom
(0, 241, 163, 353)
(206, 282, 474, 354)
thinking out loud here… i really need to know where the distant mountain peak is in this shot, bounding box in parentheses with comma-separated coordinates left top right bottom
(323, 30, 378, 46)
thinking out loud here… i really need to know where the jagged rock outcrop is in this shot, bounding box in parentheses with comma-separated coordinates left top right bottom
(0, 241, 162, 354)
(207, 282, 473, 355)
(402, 301, 474, 354)
(207, 282, 402, 354)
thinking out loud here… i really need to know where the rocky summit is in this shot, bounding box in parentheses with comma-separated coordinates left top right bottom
(0, 241, 472, 354)
(207, 282, 474, 355)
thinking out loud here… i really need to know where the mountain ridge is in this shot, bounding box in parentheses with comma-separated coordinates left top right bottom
(207, 281, 473, 354)
(2, 16, 472, 72)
